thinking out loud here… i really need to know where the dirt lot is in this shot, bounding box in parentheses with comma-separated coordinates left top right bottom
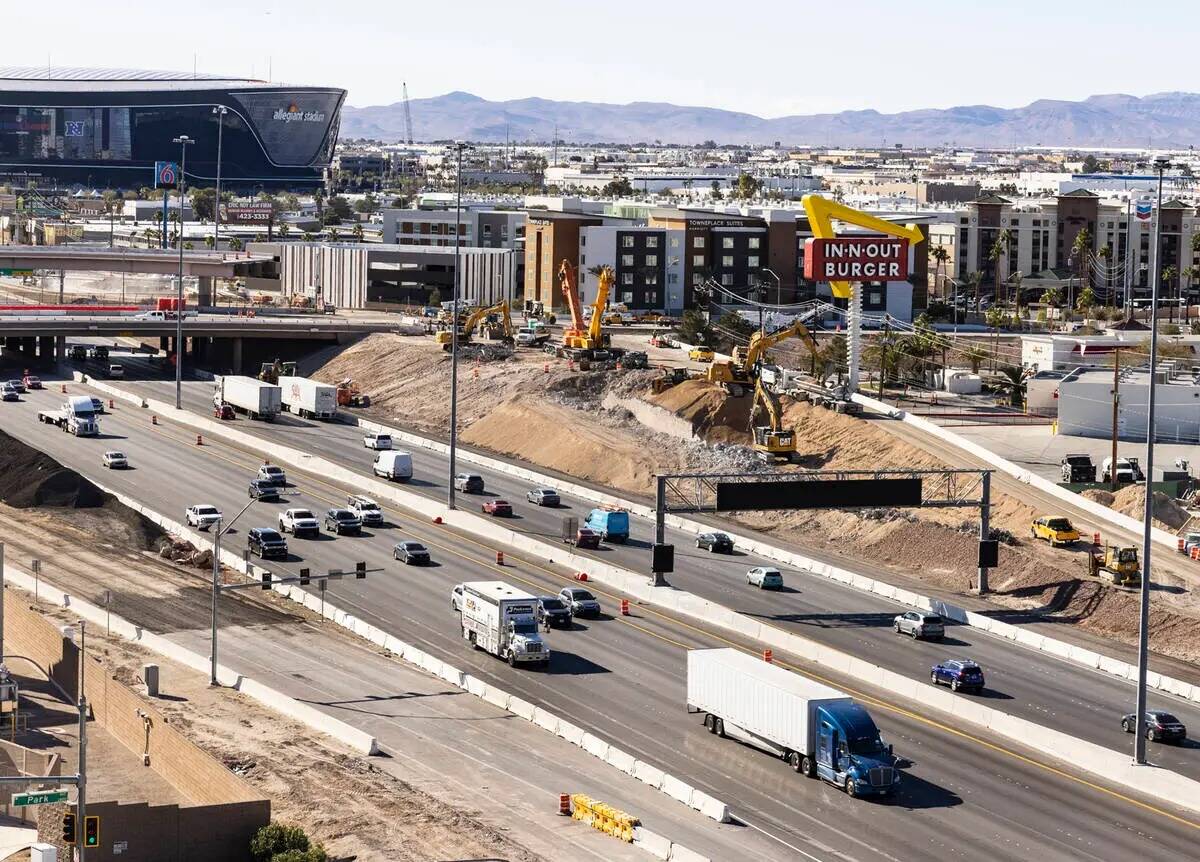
(0, 497, 541, 862)
(313, 333, 1200, 666)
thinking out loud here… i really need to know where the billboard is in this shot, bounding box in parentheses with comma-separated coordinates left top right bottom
(154, 161, 178, 189)
(220, 203, 274, 224)
(804, 236, 910, 282)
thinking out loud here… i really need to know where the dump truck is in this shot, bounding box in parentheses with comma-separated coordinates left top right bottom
(213, 375, 281, 421)
(1087, 544, 1141, 586)
(278, 375, 337, 420)
(687, 648, 900, 797)
(458, 581, 550, 668)
(37, 395, 100, 436)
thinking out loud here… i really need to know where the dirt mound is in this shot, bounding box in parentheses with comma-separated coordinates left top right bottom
(647, 379, 754, 444)
(1083, 485, 1189, 531)
(0, 428, 107, 508)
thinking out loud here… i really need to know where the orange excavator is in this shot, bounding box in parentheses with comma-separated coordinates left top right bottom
(558, 260, 616, 359)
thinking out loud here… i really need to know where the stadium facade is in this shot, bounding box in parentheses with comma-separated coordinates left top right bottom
(0, 67, 345, 191)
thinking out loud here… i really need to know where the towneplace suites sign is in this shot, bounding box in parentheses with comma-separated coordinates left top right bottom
(803, 236, 910, 282)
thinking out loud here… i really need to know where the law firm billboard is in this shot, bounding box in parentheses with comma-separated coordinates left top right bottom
(803, 236, 910, 282)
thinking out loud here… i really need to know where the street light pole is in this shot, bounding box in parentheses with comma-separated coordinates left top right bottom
(172, 135, 193, 410)
(212, 106, 227, 251)
(761, 267, 782, 306)
(211, 496, 258, 686)
(447, 141, 470, 511)
(1134, 155, 1169, 766)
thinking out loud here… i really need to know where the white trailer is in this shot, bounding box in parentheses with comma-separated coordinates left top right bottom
(459, 581, 549, 667)
(214, 376, 281, 421)
(278, 376, 337, 419)
(686, 648, 900, 797)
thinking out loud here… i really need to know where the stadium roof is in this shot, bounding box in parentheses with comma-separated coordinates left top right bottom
(0, 66, 339, 93)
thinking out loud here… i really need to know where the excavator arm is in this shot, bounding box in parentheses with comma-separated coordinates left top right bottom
(558, 260, 587, 333)
(588, 266, 613, 344)
(749, 377, 796, 460)
(742, 320, 818, 375)
(751, 377, 785, 433)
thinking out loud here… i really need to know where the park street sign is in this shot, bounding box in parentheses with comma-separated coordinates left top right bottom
(804, 236, 910, 282)
(13, 789, 68, 806)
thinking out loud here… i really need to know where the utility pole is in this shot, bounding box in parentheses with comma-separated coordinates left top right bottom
(1110, 348, 1120, 491)
(172, 135, 193, 411)
(77, 619, 88, 862)
(448, 142, 470, 511)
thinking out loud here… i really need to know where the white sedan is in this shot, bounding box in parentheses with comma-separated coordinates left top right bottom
(102, 451, 128, 469)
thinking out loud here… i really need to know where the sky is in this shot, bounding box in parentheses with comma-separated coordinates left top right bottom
(6, 0, 1200, 116)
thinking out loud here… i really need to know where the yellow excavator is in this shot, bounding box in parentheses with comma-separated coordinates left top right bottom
(749, 376, 797, 461)
(707, 319, 818, 395)
(559, 261, 614, 357)
(259, 359, 297, 384)
(435, 299, 514, 350)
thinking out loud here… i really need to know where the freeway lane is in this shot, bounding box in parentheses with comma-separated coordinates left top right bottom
(3, 381, 1199, 860)
(106, 371, 1200, 783)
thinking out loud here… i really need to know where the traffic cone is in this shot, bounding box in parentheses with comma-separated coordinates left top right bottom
(763, 649, 773, 663)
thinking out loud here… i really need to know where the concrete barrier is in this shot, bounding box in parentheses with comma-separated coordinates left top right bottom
(507, 696, 536, 722)
(688, 790, 730, 823)
(666, 842, 712, 862)
(633, 760, 667, 791)
(582, 732, 611, 761)
(660, 774, 695, 808)
(605, 746, 637, 776)
(632, 827, 673, 861)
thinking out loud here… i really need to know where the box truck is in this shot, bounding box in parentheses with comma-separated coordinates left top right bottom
(213, 376, 281, 421)
(458, 581, 550, 667)
(278, 375, 337, 420)
(686, 648, 900, 798)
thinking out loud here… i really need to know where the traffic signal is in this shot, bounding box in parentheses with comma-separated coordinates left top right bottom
(260, 572, 271, 590)
(84, 815, 99, 847)
(299, 568, 310, 586)
(356, 561, 366, 580)
(61, 811, 76, 844)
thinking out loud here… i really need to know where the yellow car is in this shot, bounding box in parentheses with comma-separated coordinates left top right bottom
(689, 347, 715, 363)
(1031, 516, 1081, 546)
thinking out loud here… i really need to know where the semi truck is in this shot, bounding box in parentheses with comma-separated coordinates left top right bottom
(686, 648, 901, 798)
(278, 375, 337, 420)
(37, 395, 100, 436)
(458, 581, 550, 668)
(213, 376, 281, 421)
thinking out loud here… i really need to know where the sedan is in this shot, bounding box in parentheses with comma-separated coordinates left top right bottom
(102, 451, 128, 469)
(1122, 711, 1187, 744)
(538, 596, 572, 628)
(747, 566, 784, 589)
(688, 347, 714, 363)
(21, 375, 42, 390)
(6, 379, 25, 394)
(526, 488, 560, 507)
(931, 659, 985, 693)
(559, 586, 601, 618)
(573, 528, 601, 550)
(697, 532, 734, 553)
(894, 611, 944, 641)
(324, 509, 362, 535)
(482, 499, 513, 517)
(247, 480, 281, 501)
(1, 384, 19, 402)
(393, 541, 430, 565)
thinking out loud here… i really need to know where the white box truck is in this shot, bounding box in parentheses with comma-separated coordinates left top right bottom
(459, 581, 549, 667)
(278, 375, 337, 419)
(213, 376, 281, 421)
(373, 450, 413, 482)
(686, 648, 900, 798)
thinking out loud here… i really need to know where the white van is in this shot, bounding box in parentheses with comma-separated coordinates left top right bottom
(363, 431, 392, 450)
(373, 450, 413, 482)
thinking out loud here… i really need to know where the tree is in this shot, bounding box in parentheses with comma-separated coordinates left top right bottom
(963, 344, 989, 374)
(353, 194, 379, 214)
(985, 305, 1006, 329)
(183, 241, 194, 250)
(1071, 226, 1092, 291)
(1076, 285, 1097, 315)
(228, 237, 243, 251)
(326, 195, 352, 222)
(1081, 154, 1101, 173)
(996, 364, 1026, 406)
(278, 223, 290, 238)
(204, 235, 215, 250)
(1039, 287, 1062, 307)
(710, 180, 723, 201)
(965, 269, 984, 317)
(678, 308, 714, 346)
(733, 172, 761, 200)
(352, 222, 364, 241)
(989, 229, 1011, 307)
(301, 232, 315, 242)
(929, 245, 950, 297)
(1096, 244, 1113, 289)
(428, 288, 442, 307)
(328, 226, 340, 242)
(190, 187, 217, 221)
(714, 311, 755, 353)
(1162, 264, 1179, 322)
(250, 823, 326, 862)
(600, 177, 634, 197)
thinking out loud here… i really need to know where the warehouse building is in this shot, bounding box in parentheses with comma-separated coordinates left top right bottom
(1057, 363, 1200, 442)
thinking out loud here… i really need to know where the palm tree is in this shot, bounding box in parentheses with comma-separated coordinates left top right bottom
(929, 245, 950, 298)
(228, 237, 243, 252)
(1162, 264, 1179, 323)
(1182, 265, 1200, 325)
(1097, 245, 1113, 292)
(865, 328, 905, 397)
(278, 223, 290, 239)
(352, 222, 364, 242)
(966, 269, 984, 318)
(989, 229, 1012, 307)
(1071, 227, 1092, 304)
(328, 226, 340, 243)
(996, 365, 1026, 407)
(963, 344, 989, 375)
(302, 232, 315, 243)
(204, 235, 215, 250)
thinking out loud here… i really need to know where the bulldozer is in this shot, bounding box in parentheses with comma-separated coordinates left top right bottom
(707, 319, 818, 396)
(652, 367, 690, 394)
(259, 359, 297, 384)
(1087, 544, 1140, 587)
(749, 377, 797, 462)
(434, 299, 514, 351)
(336, 378, 369, 408)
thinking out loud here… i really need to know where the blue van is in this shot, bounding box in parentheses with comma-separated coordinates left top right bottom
(584, 508, 629, 543)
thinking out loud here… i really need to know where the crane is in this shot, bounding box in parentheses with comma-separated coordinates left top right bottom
(707, 318, 819, 395)
(434, 300, 513, 350)
(557, 261, 615, 358)
(402, 82, 414, 145)
(749, 376, 797, 461)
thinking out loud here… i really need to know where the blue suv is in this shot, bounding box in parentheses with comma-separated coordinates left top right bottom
(931, 659, 985, 693)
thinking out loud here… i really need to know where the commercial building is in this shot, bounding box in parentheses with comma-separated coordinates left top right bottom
(381, 207, 526, 250)
(1057, 364, 1200, 442)
(0, 66, 345, 190)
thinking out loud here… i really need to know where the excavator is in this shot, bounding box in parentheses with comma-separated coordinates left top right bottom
(707, 319, 819, 396)
(748, 376, 797, 462)
(558, 260, 618, 360)
(434, 299, 514, 351)
(258, 359, 297, 384)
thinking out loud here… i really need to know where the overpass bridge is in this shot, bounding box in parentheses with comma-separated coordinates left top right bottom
(0, 246, 273, 278)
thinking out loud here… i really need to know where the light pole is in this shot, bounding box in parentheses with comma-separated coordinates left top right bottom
(212, 106, 227, 251)
(1134, 154, 1169, 766)
(761, 267, 782, 306)
(172, 135, 193, 410)
(210, 496, 257, 686)
(447, 141, 471, 510)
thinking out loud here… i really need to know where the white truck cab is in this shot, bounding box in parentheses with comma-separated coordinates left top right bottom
(459, 581, 549, 667)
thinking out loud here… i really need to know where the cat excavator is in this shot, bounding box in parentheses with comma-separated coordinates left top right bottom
(707, 319, 818, 395)
(558, 261, 620, 360)
(434, 299, 514, 350)
(749, 376, 797, 462)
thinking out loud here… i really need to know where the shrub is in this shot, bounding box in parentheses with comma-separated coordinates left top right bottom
(251, 824, 310, 862)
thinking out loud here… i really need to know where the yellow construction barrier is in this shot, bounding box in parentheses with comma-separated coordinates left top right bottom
(570, 793, 639, 843)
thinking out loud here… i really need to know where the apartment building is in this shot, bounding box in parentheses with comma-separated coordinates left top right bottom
(381, 207, 525, 250)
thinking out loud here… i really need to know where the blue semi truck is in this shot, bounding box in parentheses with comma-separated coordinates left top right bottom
(687, 648, 901, 798)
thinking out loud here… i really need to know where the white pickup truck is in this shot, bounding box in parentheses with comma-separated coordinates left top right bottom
(185, 505, 223, 531)
(278, 508, 320, 537)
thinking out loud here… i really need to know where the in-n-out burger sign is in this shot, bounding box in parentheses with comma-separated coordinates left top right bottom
(273, 102, 327, 124)
(804, 236, 910, 281)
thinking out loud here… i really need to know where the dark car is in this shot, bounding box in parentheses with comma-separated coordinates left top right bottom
(538, 596, 573, 628)
(696, 532, 734, 553)
(482, 499, 513, 517)
(393, 540, 430, 565)
(324, 508, 362, 535)
(453, 473, 485, 493)
(1122, 711, 1187, 743)
(931, 659, 985, 693)
(247, 479, 281, 501)
(573, 528, 601, 550)
(6, 379, 25, 394)
(214, 403, 235, 420)
(247, 527, 288, 559)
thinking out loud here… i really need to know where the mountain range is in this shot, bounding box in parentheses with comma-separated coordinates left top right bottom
(339, 91, 1200, 148)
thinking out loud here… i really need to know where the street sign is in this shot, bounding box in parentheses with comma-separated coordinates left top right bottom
(0, 269, 33, 277)
(13, 789, 68, 806)
(154, 161, 178, 189)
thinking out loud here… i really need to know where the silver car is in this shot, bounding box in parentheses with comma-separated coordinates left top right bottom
(894, 611, 944, 641)
(102, 451, 128, 469)
(559, 586, 601, 618)
(526, 488, 560, 507)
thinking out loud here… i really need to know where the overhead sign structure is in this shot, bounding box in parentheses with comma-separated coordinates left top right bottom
(13, 789, 68, 806)
(804, 237, 910, 282)
(154, 161, 178, 189)
(800, 195, 925, 299)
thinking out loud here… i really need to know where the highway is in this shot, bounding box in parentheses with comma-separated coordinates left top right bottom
(104, 366, 1200, 784)
(0, 371, 1198, 860)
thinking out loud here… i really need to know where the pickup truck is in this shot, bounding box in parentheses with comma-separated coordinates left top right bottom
(185, 505, 223, 531)
(278, 508, 320, 537)
(1060, 454, 1096, 483)
(515, 328, 551, 347)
